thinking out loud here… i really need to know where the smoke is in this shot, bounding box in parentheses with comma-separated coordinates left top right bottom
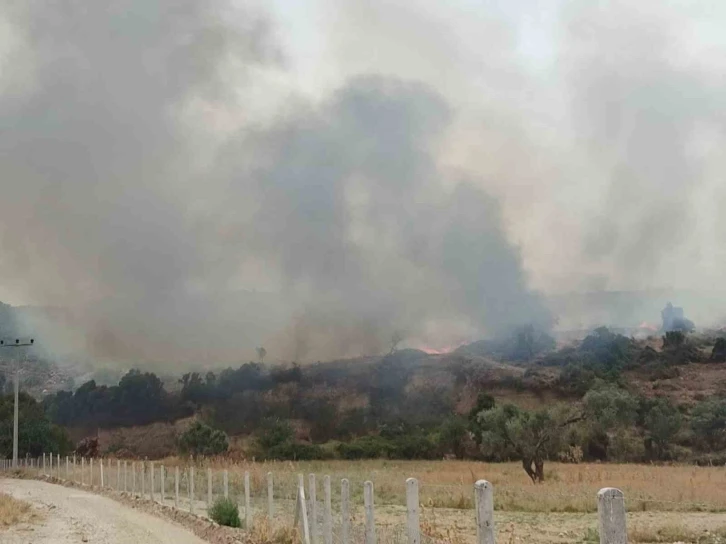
(2, 0, 726, 365)
(563, 1, 726, 290)
(0, 1, 552, 364)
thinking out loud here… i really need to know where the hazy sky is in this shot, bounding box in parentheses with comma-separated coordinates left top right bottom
(252, 0, 726, 295)
(2, 0, 726, 363)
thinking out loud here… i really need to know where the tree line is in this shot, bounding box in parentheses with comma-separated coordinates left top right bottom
(33, 327, 726, 481)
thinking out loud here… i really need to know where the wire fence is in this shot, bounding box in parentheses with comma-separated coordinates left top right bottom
(0, 455, 650, 544)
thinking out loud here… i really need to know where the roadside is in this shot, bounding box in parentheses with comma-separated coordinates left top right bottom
(0, 478, 211, 544)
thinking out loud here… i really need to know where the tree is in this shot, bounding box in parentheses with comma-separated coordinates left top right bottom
(178, 421, 229, 457)
(690, 398, 726, 451)
(711, 339, 726, 362)
(256, 347, 267, 364)
(389, 331, 404, 355)
(583, 385, 638, 430)
(663, 331, 686, 349)
(643, 398, 682, 460)
(0, 393, 72, 457)
(115, 369, 167, 424)
(437, 417, 469, 458)
(581, 385, 638, 460)
(180, 372, 213, 406)
(477, 404, 582, 483)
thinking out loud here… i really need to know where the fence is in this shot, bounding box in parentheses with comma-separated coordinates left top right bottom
(0, 455, 629, 544)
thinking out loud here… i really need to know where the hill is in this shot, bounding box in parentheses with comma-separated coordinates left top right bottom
(15, 327, 722, 467)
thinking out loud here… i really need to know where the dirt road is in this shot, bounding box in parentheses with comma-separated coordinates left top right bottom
(0, 479, 209, 544)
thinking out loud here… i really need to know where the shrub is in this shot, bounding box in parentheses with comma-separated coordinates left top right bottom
(256, 418, 294, 451)
(178, 421, 229, 457)
(254, 418, 325, 460)
(209, 497, 241, 528)
(337, 435, 393, 460)
(712, 338, 726, 362)
(266, 441, 325, 461)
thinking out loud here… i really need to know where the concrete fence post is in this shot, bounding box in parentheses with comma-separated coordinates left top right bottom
(124, 461, 128, 492)
(324, 475, 332, 544)
(160, 465, 165, 503)
(43, 452, 46, 475)
(132, 462, 136, 494)
(57, 454, 61, 479)
(244, 471, 251, 530)
(364, 481, 376, 544)
(341, 479, 350, 544)
(598, 488, 627, 544)
(81, 457, 85, 485)
(175, 466, 179, 508)
(207, 467, 212, 511)
(294, 474, 311, 544)
(150, 462, 155, 501)
(90, 458, 94, 487)
(267, 471, 274, 520)
(49, 452, 53, 476)
(223, 470, 228, 499)
(474, 480, 495, 544)
(406, 478, 420, 544)
(189, 467, 195, 514)
(117, 460, 120, 491)
(66, 456, 70, 480)
(309, 473, 317, 544)
(100, 458, 104, 488)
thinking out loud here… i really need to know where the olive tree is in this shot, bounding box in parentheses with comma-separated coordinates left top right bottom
(477, 404, 582, 483)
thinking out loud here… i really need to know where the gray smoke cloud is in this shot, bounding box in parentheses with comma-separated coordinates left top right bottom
(564, 1, 726, 288)
(0, 0, 551, 365)
(2, 0, 726, 366)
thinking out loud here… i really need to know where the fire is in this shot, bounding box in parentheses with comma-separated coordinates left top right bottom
(417, 342, 468, 355)
(638, 321, 659, 331)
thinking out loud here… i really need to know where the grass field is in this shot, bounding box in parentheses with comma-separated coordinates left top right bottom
(174, 459, 726, 543)
(43, 458, 726, 543)
(179, 459, 726, 513)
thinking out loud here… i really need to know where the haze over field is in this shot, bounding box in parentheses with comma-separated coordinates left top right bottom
(1, 1, 726, 364)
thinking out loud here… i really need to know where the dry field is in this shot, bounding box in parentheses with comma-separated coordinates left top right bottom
(161, 459, 726, 543)
(42, 458, 726, 543)
(175, 459, 726, 513)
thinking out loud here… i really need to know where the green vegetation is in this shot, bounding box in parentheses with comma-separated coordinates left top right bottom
(208, 497, 241, 528)
(0, 393, 72, 457)
(31, 327, 726, 476)
(254, 418, 324, 460)
(178, 421, 229, 457)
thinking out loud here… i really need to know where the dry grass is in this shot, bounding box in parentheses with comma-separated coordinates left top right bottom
(0, 492, 37, 528)
(246, 514, 297, 544)
(629, 523, 726, 543)
(148, 459, 726, 514)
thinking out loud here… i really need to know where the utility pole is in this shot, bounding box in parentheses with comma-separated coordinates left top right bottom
(2, 338, 34, 469)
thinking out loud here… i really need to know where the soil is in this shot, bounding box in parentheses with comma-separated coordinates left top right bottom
(0, 478, 209, 544)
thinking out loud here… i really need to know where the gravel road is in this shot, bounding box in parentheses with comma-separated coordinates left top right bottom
(0, 478, 209, 544)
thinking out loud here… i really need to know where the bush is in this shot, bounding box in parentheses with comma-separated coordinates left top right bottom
(209, 497, 241, 527)
(266, 441, 326, 461)
(337, 435, 393, 459)
(178, 421, 229, 457)
(256, 418, 294, 451)
(254, 418, 326, 460)
(711, 338, 726, 362)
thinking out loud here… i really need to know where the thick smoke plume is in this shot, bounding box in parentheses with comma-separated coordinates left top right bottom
(2, 0, 725, 365)
(0, 1, 549, 364)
